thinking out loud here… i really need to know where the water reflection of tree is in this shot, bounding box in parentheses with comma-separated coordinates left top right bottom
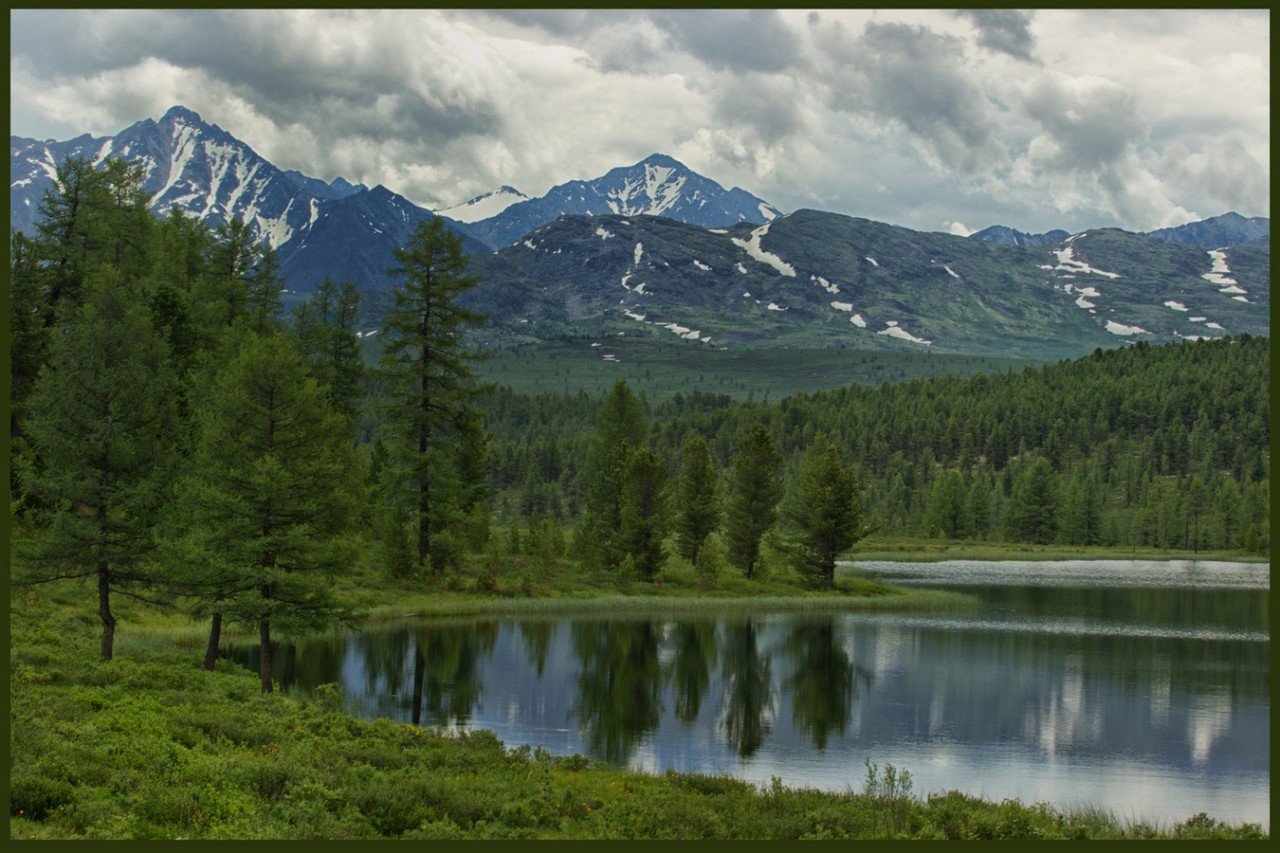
(409, 621, 499, 727)
(571, 619, 663, 765)
(355, 627, 416, 698)
(785, 618, 871, 749)
(719, 618, 775, 759)
(668, 620, 718, 723)
(519, 620, 557, 677)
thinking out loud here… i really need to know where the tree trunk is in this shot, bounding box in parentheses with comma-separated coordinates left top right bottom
(411, 647, 425, 727)
(203, 611, 223, 671)
(98, 567, 116, 661)
(258, 617, 273, 693)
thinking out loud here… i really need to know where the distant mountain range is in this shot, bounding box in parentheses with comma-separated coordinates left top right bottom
(971, 212, 1268, 251)
(454, 210, 1268, 360)
(458, 153, 780, 250)
(9, 106, 1270, 359)
(11, 107, 780, 289)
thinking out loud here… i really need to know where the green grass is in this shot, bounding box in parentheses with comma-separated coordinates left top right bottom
(11, 581, 1266, 840)
(471, 338, 1036, 400)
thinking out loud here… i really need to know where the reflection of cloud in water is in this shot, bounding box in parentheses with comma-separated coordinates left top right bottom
(1187, 689, 1233, 766)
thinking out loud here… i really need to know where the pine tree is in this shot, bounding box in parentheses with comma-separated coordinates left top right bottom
(922, 469, 966, 539)
(724, 423, 782, 579)
(582, 380, 647, 570)
(379, 217, 488, 571)
(1005, 457, 1058, 544)
(964, 475, 993, 540)
(245, 243, 284, 334)
(619, 447, 667, 579)
(171, 334, 356, 691)
(673, 434, 720, 564)
(20, 273, 179, 660)
(783, 437, 864, 589)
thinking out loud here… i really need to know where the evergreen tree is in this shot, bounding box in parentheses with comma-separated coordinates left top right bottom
(619, 447, 667, 579)
(673, 434, 720, 564)
(964, 475, 993, 540)
(922, 469, 966, 539)
(292, 279, 364, 421)
(582, 380, 647, 570)
(20, 273, 179, 660)
(172, 334, 356, 691)
(1005, 457, 1058, 544)
(379, 217, 488, 571)
(245, 243, 284, 334)
(724, 423, 782, 579)
(1060, 470, 1104, 546)
(784, 437, 864, 589)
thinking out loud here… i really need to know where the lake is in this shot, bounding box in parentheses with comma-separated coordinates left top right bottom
(228, 559, 1270, 827)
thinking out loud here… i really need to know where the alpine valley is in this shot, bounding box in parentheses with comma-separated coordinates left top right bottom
(10, 106, 1269, 361)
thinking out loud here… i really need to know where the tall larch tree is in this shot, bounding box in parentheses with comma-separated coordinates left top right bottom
(174, 334, 356, 690)
(379, 217, 488, 573)
(673, 433, 720, 564)
(784, 437, 865, 589)
(724, 423, 782, 579)
(581, 380, 647, 571)
(20, 273, 179, 660)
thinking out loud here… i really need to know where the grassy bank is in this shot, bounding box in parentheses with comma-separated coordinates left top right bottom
(844, 536, 1270, 564)
(10, 582, 1265, 840)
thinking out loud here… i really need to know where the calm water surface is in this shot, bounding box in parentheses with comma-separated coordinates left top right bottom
(230, 560, 1270, 827)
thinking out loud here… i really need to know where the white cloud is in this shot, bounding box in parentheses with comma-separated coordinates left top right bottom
(8, 8, 1269, 232)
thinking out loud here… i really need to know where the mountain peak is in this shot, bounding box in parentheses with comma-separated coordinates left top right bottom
(635, 153, 687, 170)
(160, 105, 204, 126)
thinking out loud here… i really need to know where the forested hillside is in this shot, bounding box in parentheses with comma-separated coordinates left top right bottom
(483, 337, 1270, 553)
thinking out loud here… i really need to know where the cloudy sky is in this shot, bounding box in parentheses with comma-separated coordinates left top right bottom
(10, 8, 1270, 234)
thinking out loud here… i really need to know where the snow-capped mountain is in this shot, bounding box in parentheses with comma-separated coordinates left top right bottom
(10, 106, 485, 291)
(463, 153, 782, 250)
(438, 186, 529, 223)
(11, 106, 351, 248)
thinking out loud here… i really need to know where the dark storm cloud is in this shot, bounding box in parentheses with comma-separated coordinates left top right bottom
(12, 10, 502, 147)
(1022, 76, 1146, 172)
(649, 10, 801, 73)
(815, 20, 1008, 176)
(710, 74, 807, 145)
(954, 10, 1037, 62)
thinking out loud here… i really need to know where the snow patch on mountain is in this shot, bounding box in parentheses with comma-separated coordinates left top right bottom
(732, 222, 796, 277)
(439, 186, 529, 223)
(850, 314, 867, 328)
(1164, 301, 1189, 311)
(1105, 320, 1150, 336)
(811, 275, 839, 294)
(693, 259, 711, 271)
(1053, 244, 1120, 278)
(877, 320, 931, 345)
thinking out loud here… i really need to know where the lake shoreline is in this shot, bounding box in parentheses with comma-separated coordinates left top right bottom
(12, 562, 1268, 840)
(844, 539, 1269, 564)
